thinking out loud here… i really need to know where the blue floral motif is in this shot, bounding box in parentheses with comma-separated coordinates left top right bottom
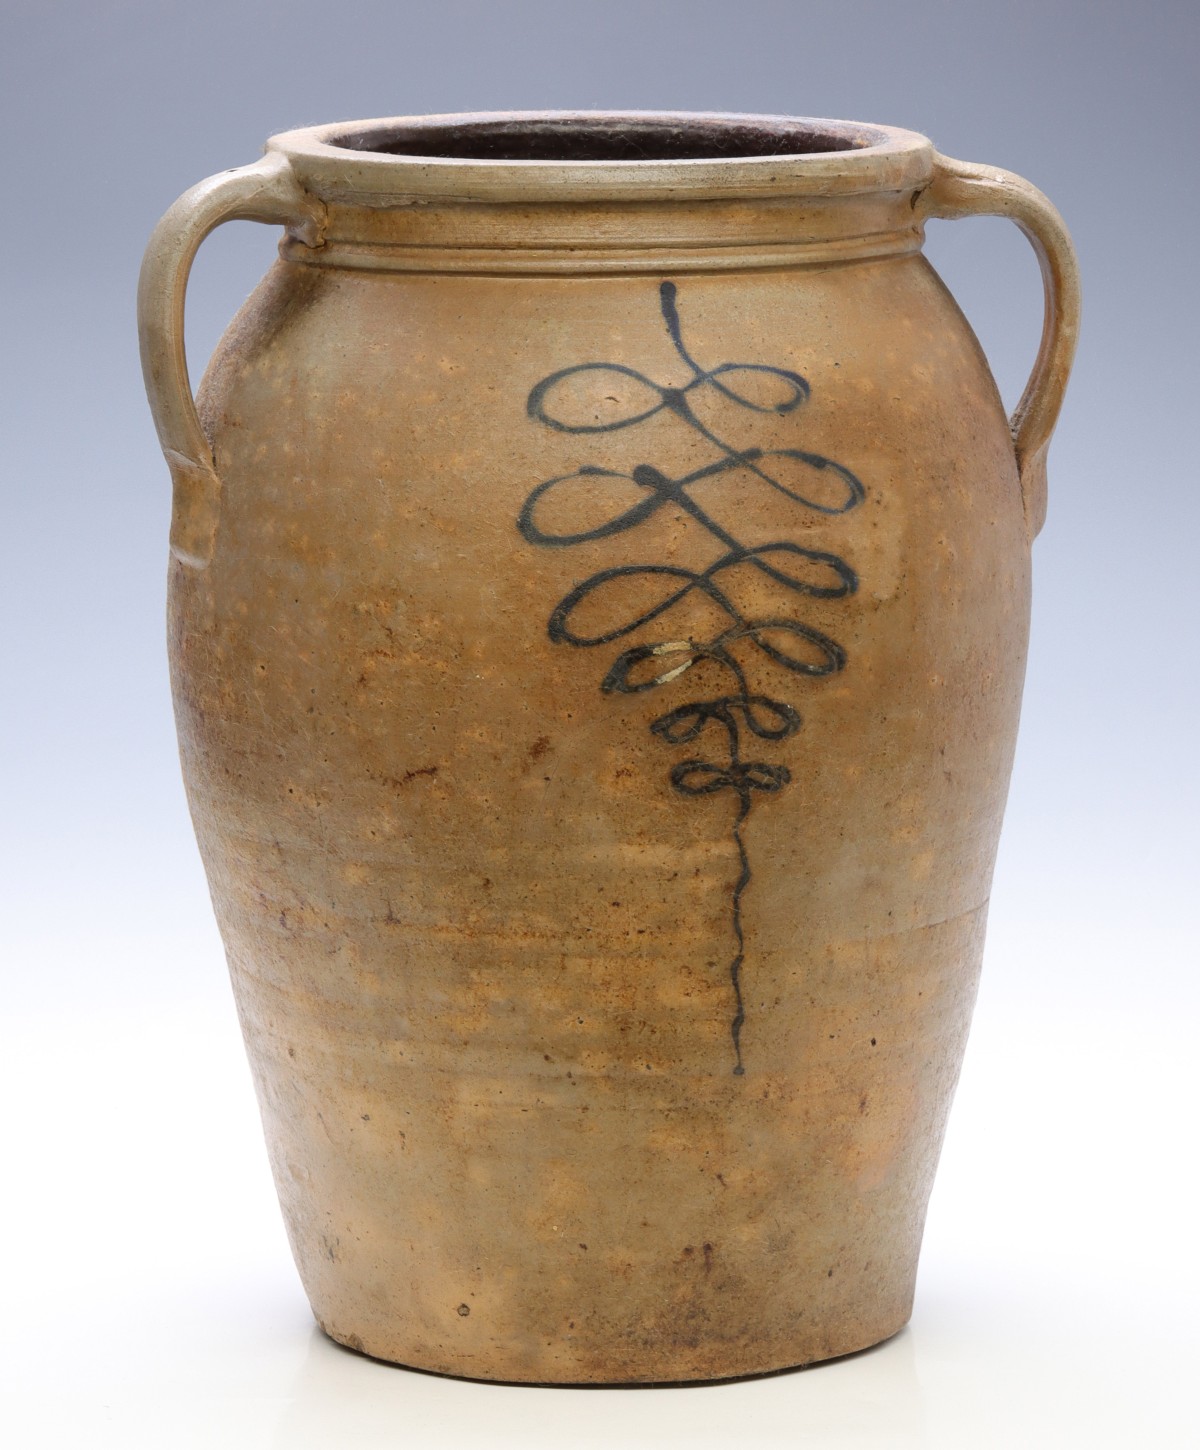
(519, 281, 864, 1075)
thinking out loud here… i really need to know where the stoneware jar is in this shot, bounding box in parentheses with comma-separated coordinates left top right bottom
(139, 112, 1079, 1384)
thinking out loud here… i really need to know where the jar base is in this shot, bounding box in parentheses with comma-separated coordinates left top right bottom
(315, 1312, 911, 1386)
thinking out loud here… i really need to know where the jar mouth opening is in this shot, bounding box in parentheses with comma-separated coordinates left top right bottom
(268, 112, 934, 203)
(331, 115, 867, 164)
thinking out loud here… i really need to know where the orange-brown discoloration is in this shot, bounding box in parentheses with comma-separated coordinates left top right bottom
(148, 112, 1077, 1385)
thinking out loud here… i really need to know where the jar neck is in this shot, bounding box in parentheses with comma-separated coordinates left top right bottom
(281, 191, 928, 276)
(268, 111, 934, 276)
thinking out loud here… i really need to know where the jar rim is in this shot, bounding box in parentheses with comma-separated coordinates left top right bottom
(267, 111, 934, 204)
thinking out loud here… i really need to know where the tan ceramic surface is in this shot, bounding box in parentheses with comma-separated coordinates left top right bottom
(139, 113, 1079, 1383)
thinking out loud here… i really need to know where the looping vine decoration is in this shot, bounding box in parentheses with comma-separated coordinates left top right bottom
(518, 281, 865, 1075)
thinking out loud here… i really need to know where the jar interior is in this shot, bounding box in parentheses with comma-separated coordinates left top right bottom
(331, 116, 865, 163)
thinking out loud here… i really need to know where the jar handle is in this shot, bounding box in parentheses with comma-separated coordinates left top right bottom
(920, 154, 1081, 537)
(138, 153, 325, 566)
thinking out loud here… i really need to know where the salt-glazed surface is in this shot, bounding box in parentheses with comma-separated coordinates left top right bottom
(139, 112, 1079, 1383)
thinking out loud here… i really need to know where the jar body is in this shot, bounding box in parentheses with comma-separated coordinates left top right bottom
(172, 245, 1029, 1381)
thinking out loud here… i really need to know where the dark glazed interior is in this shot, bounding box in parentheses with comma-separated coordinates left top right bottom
(332, 116, 869, 163)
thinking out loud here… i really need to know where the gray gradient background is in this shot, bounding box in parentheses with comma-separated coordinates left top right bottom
(2, 2, 1197, 1446)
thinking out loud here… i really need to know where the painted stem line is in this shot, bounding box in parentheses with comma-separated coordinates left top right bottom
(518, 281, 864, 1074)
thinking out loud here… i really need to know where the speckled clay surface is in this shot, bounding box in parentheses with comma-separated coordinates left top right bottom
(139, 113, 1079, 1383)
